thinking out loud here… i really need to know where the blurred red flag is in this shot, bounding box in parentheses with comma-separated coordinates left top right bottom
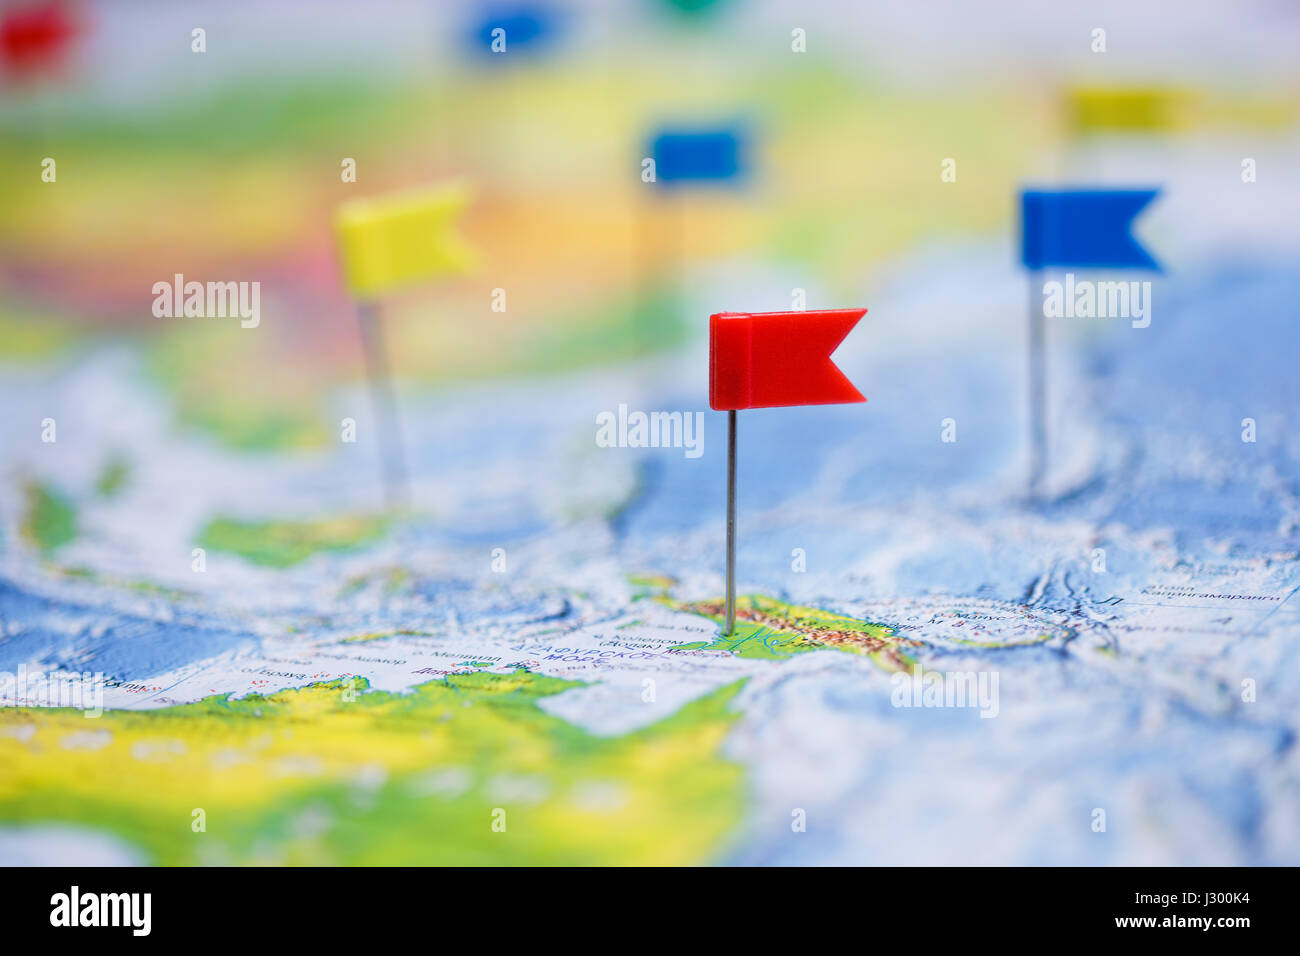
(1, 1, 79, 78)
(709, 308, 866, 411)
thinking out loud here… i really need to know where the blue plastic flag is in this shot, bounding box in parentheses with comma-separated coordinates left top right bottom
(1020, 189, 1161, 271)
(650, 129, 745, 186)
(469, 5, 558, 59)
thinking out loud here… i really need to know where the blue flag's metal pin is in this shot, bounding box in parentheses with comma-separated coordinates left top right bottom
(1027, 269, 1045, 498)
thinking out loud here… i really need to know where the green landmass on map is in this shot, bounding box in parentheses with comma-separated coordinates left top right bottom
(21, 481, 78, 554)
(665, 593, 919, 670)
(94, 454, 131, 499)
(0, 669, 748, 865)
(197, 513, 390, 568)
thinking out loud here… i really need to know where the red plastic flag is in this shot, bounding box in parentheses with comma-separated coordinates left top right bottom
(709, 308, 866, 411)
(0, 1, 79, 79)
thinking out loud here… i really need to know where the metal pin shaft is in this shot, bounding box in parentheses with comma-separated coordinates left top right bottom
(357, 299, 409, 511)
(725, 409, 737, 635)
(1027, 271, 1046, 499)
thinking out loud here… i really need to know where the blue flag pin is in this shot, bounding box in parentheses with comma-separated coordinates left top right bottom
(636, 125, 749, 352)
(649, 128, 746, 187)
(468, 5, 561, 60)
(1020, 189, 1161, 271)
(1018, 187, 1162, 498)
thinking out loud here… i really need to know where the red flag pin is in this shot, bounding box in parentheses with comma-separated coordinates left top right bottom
(708, 308, 867, 633)
(0, 1, 80, 80)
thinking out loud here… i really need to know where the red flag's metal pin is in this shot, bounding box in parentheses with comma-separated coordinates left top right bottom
(725, 409, 737, 635)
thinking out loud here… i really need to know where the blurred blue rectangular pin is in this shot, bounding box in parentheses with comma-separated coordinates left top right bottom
(468, 4, 560, 59)
(650, 128, 745, 186)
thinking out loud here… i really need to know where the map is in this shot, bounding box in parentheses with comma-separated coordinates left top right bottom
(1, 1, 1298, 866)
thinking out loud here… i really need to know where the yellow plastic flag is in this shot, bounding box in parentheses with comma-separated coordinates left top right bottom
(1066, 86, 1188, 136)
(336, 183, 476, 299)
